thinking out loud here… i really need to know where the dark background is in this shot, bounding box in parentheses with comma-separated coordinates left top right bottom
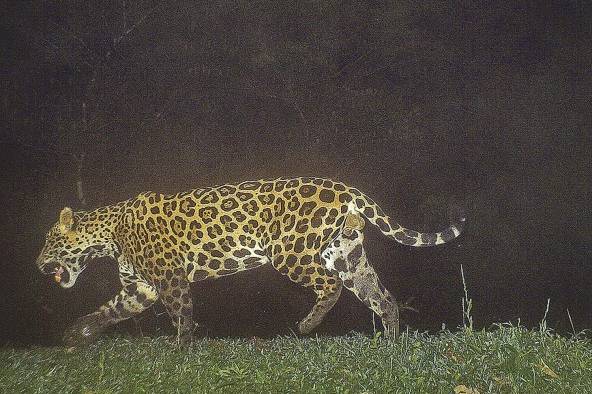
(1, 1, 590, 346)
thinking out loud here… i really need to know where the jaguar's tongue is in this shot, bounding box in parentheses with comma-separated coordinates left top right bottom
(54, 266, 64, 283)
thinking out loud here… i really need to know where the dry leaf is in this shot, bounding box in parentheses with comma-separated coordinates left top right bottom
(538, 359, 560, 379)
(454, 384, 480, 394)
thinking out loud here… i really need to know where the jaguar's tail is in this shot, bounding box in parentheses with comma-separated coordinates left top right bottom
(350, 189, 465, 247)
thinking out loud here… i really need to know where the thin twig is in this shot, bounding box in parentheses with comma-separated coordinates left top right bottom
(460, 264, 473, 331)
(113, 4, 161, 45)
(566, 308, 575, 337)
(539, 298, 551, 334)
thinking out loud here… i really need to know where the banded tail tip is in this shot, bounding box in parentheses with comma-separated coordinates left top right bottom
(447, 204, 466, 236)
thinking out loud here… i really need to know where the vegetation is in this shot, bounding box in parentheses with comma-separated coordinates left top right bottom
(1, 326, 590, 393)
(3, 268, 590, 393)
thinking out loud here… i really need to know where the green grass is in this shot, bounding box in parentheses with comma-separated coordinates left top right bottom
(1, 326, 590, 393)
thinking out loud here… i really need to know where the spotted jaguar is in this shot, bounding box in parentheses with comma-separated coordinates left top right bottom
(36, 177, 465, 346)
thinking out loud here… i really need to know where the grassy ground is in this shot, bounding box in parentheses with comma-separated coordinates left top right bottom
(1, 325, 590, 393)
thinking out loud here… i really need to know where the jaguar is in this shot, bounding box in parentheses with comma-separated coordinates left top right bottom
(36, 176, 464, 346)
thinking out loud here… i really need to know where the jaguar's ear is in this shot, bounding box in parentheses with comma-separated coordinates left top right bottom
(59, 207, 74, 232)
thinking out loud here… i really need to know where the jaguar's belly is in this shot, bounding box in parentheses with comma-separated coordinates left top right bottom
(184, 234, 269, 282)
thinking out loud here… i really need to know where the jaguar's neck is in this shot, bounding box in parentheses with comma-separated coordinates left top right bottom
(75, 201, 128, 259)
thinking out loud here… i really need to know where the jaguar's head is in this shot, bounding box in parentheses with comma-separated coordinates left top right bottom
(36, 207, 112, 288)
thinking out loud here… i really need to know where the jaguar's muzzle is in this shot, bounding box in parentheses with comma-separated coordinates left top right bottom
(38, 261, 70, 286)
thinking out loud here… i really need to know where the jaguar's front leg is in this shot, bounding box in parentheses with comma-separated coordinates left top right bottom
(63, 264, 158, 347)
(157, 267, 194, 346)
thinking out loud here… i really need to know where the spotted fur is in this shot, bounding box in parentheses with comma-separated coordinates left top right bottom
(36, 177, 465, 346)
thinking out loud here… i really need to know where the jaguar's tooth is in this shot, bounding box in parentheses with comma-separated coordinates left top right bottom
(54, 266, 64, 283)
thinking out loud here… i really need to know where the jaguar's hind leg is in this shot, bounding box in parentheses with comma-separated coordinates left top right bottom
(272, 251, 343, 334)
(298, 279, 343, 334)
(322, 227, 400, 338)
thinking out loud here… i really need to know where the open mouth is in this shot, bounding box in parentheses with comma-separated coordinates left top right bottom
(52, 265, 71, 287)
(39, 262, 70, 286)
(54, 266, 64, 283)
